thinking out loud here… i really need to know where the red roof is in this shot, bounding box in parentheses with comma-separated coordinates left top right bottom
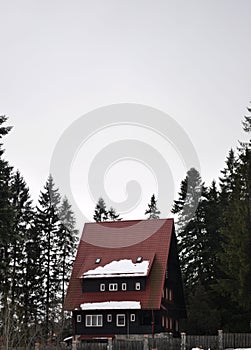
(64, 218, 174, 311)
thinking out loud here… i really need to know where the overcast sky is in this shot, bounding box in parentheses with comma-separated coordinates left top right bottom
(1, 1, 251, 228)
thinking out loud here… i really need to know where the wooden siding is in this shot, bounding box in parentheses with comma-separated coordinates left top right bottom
(82, 276, 146, 293)
(73, 310, 166, 335)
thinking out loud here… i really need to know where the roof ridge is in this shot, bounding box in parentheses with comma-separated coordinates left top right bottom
(84, 218, 173, 225)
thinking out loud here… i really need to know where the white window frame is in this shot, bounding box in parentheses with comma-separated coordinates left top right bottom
(100, 283, 105, 291)
(135, 282, 141, 290)
(85, 314, 103, 327)
(116, 314, 126, 327)
(77, 315, 81, 323)
(109, 283, 118, 291)
(121, 283, 127, 291)
(130, 314, 135, 322)
(107, 314, 112, 322)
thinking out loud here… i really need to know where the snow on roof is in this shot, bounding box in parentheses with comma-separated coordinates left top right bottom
(83, 259, 150, 278)
(80, 301, 141, 310)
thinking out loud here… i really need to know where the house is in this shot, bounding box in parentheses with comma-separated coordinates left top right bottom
(64, 218, 186, 340)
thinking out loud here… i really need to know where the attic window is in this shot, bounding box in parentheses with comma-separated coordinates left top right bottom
(95, 258, 101, 264)
(135, 282, 141, 291)
(136, 256, 143, 263)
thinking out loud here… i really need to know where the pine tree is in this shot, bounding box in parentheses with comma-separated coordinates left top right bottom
(93, 197, 108, 222)
(145, 194, 160, 219)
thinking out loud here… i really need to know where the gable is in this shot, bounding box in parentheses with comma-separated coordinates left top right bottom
(64, 218, 174, 311)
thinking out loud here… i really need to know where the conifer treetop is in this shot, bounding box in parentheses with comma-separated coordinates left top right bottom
(145, 194, 161, 219)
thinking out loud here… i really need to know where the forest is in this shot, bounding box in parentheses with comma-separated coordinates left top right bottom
(0, 107, 250, 348)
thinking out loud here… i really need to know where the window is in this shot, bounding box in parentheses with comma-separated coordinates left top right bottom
(136, 256, 143, 263)
(109, 283, 118, 291)
(135, 282, 141, 290)
(122, 283, 127, 291)
(116, 314, 125, 327)
(107, 314, 112, 322)
(95, 258, 101, 264)
(77, 315, 81, 323)
(86, 315, 103, 327)
(130, 314, 135, 322)
(100, 283, 105, 291)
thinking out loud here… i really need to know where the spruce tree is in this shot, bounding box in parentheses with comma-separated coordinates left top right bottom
(9, 171, 34, 303)
(93, 197, 108, 222)
(107, 207, 122, 221)
(145, 194, 161, 219)
(58, 197, 78, 307)
(0, 116, 15, 349)
(8, 170, 37, 345)
(172, 168, 207, 289)
(0, 117, 13, 286)
(216, 104, 251, 329)
(36, 175, 62, 340)
(203, 181, 222, 282)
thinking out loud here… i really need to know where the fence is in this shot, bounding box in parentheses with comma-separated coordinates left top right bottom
(3, 332, 251, 350)
(75, 332, 251, 350)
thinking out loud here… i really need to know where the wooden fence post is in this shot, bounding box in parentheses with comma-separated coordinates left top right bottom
(218, 330, 223, 350)
(143, 335, 149, 350)
(107, 337, 113, 350)
(72, 338, 77, 350)
(181, 332, 186, 350)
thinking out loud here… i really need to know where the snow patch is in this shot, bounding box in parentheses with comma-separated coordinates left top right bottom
(83, 259, 150, 278)
(80, 301, 141, 310)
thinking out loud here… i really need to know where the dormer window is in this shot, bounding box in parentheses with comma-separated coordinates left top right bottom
(136, 256, 143, 263)
(109, 283, 118, 291)
(95, 258, 101, 264)
(122, 283, 127, 291)
(135, 282, 141, 291)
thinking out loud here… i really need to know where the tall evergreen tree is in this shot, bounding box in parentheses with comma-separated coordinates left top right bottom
(0, 116, 13, 287)
(36, 175, 61, 339)
(107, 207, 122, 221)
(9, 171, 34, 304)
(145, 194, 161, 219)
(216, 104, 251, 329)
(172, 168, 207, 289)
(0, 116, 15, 349)
(58, 197, 78, 308)
(203, 180, 222, 283)
(7, 170, 38, 347)
(93, 197, 108, 222)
